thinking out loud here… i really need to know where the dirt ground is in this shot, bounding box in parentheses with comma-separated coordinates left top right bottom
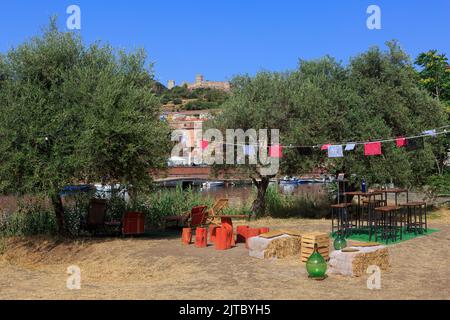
(1, 209, 449, 300)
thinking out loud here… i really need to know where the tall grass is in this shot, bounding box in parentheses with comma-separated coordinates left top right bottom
(0, 198, 57, 237)
(0, 184, 332, 237)
(265, 185, 331, 219)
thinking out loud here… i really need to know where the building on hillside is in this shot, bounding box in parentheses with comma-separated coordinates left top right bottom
(165, 110, 214, 166)
(167, 74, 230, 92)
(187, 74, 231, 92)
(167, 80, 176, 90)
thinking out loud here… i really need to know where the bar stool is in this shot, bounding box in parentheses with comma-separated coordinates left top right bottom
(401, 202, 427, 234)
(361, 199, 385, 237)
(331, 203, 354, 236)
(374, 206, 403, 244)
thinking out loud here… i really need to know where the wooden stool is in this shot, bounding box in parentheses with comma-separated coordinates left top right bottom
(401, 202, 427, 234)
(374, 206, 403, 244)
(361, 199, 385, 231)
(331, 203, 353, 236)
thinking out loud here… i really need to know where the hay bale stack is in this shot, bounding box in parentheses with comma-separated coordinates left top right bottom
(329, 246, 390, 277)
(264, 236, 302, 259)
(248, 234, 302, 260)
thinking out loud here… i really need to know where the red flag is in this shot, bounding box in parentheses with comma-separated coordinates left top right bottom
(321, 144, 331, 151)
(269, 145, 283, 158)
(200, 140, 209, 150)
(364, 142, 382, 156)
(396, 137, 407, 148)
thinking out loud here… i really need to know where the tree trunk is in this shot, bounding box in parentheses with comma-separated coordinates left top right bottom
(51, 193, 69, 236)
(251, 176, 270, 218)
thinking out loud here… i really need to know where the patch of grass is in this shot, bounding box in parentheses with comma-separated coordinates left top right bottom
(265, 185, 331, 219)
(0, 237, 6, 255)
(0, 198, 57, 237)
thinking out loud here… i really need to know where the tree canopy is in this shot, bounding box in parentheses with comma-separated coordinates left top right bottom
(213, 41, 448, 217)
(415, 50, 450, 103)
(0, 20, 171, 233)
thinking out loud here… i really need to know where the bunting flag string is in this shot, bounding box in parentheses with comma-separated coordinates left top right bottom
(216, 125, 450, 149)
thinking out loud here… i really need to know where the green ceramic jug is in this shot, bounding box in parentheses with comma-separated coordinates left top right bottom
(333, 234, 347, 250)
(306, 244, 328, 279)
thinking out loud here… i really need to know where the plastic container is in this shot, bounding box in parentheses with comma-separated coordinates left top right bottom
(209, 225, 220, 244)
(236, 226, 249, 243)
(215, 227, 230, 250)
(181, 228, 192, 245)
(195, 228, 208, 248)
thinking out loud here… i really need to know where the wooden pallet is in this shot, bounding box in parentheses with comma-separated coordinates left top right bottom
(301, 232, 330, 262)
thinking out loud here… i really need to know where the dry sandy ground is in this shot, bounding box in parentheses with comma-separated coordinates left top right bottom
(1, 210, 449, 300)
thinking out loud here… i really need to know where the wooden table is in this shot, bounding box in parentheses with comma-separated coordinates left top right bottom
(216, 215, 248, 248)
(372, 188, 409, 206)
(343, 191, 384, 238)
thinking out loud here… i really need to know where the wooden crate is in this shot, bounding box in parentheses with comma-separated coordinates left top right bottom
(301, 232, 330, 262)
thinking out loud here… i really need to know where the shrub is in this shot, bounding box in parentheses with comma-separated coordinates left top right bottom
(426, 172, 450, 196)
(265, 185, 331, 219)
(0, 198, 57, 237)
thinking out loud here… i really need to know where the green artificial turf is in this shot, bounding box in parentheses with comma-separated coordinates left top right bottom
(331, 228, 439, 245)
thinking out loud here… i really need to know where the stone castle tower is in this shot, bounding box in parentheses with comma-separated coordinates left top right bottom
(167, 80, 176, 90)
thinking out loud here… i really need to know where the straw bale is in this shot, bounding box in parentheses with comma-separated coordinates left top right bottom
(248, 235, 301, 260)
(328, 246, 390, 277)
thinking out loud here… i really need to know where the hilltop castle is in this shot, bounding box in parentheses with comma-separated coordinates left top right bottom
(167, 74, 230, 92)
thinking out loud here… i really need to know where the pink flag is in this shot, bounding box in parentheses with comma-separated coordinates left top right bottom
(364, 142, 382, 156)
(396, 137, 407, 148)
(269, 145, 283, 158)
(321, 144, 331, 151)
(200, 140, 209, 150)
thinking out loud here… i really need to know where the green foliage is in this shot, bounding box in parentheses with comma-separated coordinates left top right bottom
(0, 237, 5, 255)
(172, 98, 183, 105)
(265, 186, 331, 219)
(0, 198, 57, 237)
(159, 86, 228, 110)
(0, 19, 171, 233)
(415, 50, 450, 103)
(215, 42, 448, 187)
(426, 172, 450, 196)
(0, 18, 170, 195)
(184, 100, 220, 110)
(141, 186, 213, 227)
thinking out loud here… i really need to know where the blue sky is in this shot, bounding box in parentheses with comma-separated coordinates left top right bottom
(0, 0, 449, 85)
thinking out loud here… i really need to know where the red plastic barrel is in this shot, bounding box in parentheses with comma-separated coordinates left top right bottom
(195, 228, 208, 248)
(259, 227, 270, 235)
(215, 227, 231, 250)
(245, 228, 261, 249)
(209, 225, 220, 244)
(236, 226, 249, 243)
(181, 228, 192, 245)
